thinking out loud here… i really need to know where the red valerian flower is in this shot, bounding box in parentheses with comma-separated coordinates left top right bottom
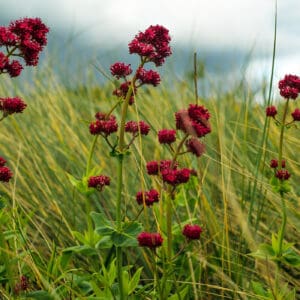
(275, 169, 291, 180)
(266, 106, 277, 117)
(160, 159, 178, 171)
(110, 62, 132, 79)
(136, 189, 160, 206)
(88, 175, 110, 191)
(0, 27, 17, 46)
(158, 129, 176, 144)
(125, 121, 150, 135)
(182, 224, 203, 240)
(278, 74, 300, 100)
(0, 166, 13, 182)
(161, 167, 191, 186)
(0, 157, 6, 167)
(291, 108, 300, 121)
(9, 18, 49, 66)
(186, 137, 205, 157)
(136, 67, 161, 86)
(14, 275, 29, 295)
(175, 104, 211, 138)
(0, 52, 8, 69)
(89, 115, 118, 136)
(128, 25, 172, 66)
(5, 60, 23, 77)
(270, 159, 278, 168)
(146, 161, 159, 175)
(0, 97, 27, 114)
(137, 232, 163, 248)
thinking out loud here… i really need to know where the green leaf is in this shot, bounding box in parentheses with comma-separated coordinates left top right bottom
(122, 270, 129, 296)
(92, 212, 115, 236)
(168, 286, 189, 300)
(250, 243, 276, 260)
(96, 236, 113, 249)
(63, 245, 98, 256)
(251, 281, 268, 297)
(128, 267, 143, 295)
(25, 291, 54, 300)
(111, 221, 142, 247)
(271, 233, 279, 255)
(67, 173, 96, 196)
(282, 249, 300, 267)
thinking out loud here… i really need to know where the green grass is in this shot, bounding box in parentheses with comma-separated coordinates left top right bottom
(0, 59, 299, 299)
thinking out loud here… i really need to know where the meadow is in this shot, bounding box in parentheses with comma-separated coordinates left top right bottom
(0, 19, 299, 300)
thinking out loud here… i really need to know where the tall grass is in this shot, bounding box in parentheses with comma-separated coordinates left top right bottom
(0, 57, 299, 298)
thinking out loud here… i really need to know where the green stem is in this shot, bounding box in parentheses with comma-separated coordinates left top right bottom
(278, 99, 289, 167)
(85, 135, 98, 176)
(166, 194, 173, 262)
(278, 195, 287, 255)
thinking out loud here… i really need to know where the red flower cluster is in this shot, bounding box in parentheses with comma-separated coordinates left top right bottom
(291, 108, 300, 121)
(0, 18, 49, 75)
(266, 105, 277, 117)
(0, 157, 13, 182)
(146, 159, 178, 175)
(0, 97, 27, 115)
(136, 189, 160, 206)
(125, 120, 150, 135)
(161, 167, 191, 186)
(88, 175, 110, 191)
(136, 67, 161, 86)
(175, 104, 211, 138)
(182, 224, 203, 240)
(89, 114, 118, 136)
(158, 129, 176, 144)
(128, 25, 172, 66)
(275, 169, 291, 181)
(278, 74, 300, 100)
(137, 232, 163, 248)
(14, 275, 29, 295)
(110, 62, 132, 79)
(185, 137, 205, 157)
(270, 159, 285, 169)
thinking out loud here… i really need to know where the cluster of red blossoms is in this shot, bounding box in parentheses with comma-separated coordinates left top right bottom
(270, 159, 291, 181)
(182, 224, 203, 240)
(0, 18, 49, 119)
(14, 275, 29, 295)
(0, 18, 49, 74)
(88, 175, 110, 191)
(111, 25, 171, 105)
(266, 74, 300, 121)
(137, 232, 163, 249)
(136, 189, 159, 206)
(89, 113, 118, 136)
(0, 156, 13, 182)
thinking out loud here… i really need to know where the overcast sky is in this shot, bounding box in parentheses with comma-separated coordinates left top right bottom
(1, 0, 300, 81)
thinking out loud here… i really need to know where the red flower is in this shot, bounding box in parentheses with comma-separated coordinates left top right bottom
(275, 169, 291, 180)
(278, 74, 300, 100)
(175, 104, 211, 138)
(128, 25, 172, 66)
(183, 224, 203, 240)
(0, 166, 13, 182)
(291, 108, 300, 121)
(136, 68, 161, 86)
(89, 115, 118, 136)
(0, 157, 6, 167)
(136, 189, 160, 206)
(146, 161, 159, 175)
(160, 159, 178, 171)
(158, 129, 176, 144)
(137, 232, 163, 248)
(0, 52, 8, 69)
(0, 97, 27, 114)
(270, 159, 278, 168)
(161, 167, 191, 186)
(110, 62, 132, 79)
(266, 106, 277, 117)
(5, 60, 23, 77)
(88, 175, 110, 191)
(9, 18, 49, 66)
(186, 138, 205, 157)
(0, 26, 17, 46)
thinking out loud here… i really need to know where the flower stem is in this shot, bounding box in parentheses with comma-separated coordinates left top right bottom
(278, 99, 289, 168)
(278, 195, 287, 255)
(85, 135, 98, 176)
